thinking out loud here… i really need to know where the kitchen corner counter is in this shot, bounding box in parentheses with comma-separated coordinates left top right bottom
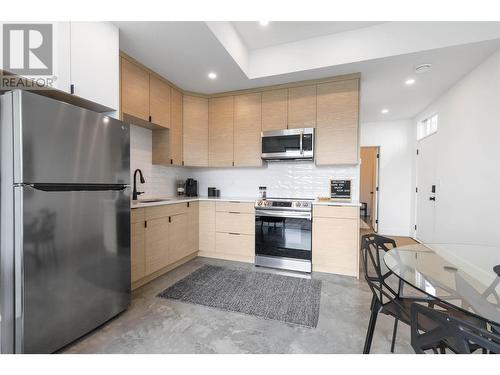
(131, 196, 256, 209)
(312, 200, 361, 207)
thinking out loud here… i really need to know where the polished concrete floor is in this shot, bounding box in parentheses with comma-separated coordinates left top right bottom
(63, 257, 414, 354)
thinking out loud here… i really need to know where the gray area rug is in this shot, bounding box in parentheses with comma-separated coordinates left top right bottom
(158, 265, 322, 328)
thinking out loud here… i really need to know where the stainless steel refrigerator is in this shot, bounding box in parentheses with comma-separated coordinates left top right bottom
(0, 90, 131, 353)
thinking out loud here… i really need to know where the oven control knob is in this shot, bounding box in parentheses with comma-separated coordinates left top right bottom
(258, 201, 262, 206)
(303, 202, 309, 207)
(296, 202, 301, 207)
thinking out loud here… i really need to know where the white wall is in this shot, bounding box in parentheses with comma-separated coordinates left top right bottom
(413, 48, 500, 246)
(130, 125, 359, 201)
(360, 120, 415, 236)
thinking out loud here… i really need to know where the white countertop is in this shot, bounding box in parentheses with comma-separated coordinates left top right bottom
(131, 196, 361, 209)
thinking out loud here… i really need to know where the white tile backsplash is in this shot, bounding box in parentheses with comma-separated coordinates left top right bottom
(131, 125, 359, 200)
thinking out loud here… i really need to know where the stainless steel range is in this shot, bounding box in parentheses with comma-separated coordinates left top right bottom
(255, 198, 313, 273)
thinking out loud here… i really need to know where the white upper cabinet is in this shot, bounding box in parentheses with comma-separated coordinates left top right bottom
(70, 22, 119, 110)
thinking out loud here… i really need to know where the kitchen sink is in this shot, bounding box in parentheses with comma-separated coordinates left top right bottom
(135, 198, 171, 203)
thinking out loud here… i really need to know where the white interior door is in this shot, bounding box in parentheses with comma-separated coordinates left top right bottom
(416, 135, 438, 243)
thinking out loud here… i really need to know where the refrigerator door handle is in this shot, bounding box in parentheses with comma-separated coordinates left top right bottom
(25, 184, 130, 192)
(13, 186, 24, 353)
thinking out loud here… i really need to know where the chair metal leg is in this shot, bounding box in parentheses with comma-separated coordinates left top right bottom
(390, 318, 399, 353)
(363, 296, 380, 354)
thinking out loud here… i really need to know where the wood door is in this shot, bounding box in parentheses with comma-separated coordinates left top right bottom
(199, 201, 215, 253)
(316, 79, 359, 165)
(234, 93, 262, 167)
(262, 89, 288, 131)
(149, 75, 171, 128)
(288, 85, 316, 129)
(121, 57, 150, 121)
(209, 96, 234, 167)
(168, 213, 189, 264)
(187, 202, 199, 254)
(145, 217, 169, 274)
(170, 88, 183, 165)
(183, 95, 209, 166)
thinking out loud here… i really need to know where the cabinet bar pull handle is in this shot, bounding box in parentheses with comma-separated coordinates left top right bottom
(228, 232, 240, 236)
(144, 221, 147, 228)
(70, 84, 75, 94)
(149, 115, 152, 122)
(229, 211, 240, 214)
(187, 202, 190, 208)
(169, 216, 171, 223)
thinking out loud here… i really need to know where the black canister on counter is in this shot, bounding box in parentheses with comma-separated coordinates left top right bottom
(208, 187, 216, 197)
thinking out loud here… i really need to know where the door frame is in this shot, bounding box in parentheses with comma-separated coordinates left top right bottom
(360, 146, 380, 232)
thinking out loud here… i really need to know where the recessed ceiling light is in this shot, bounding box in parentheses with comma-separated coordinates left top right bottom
(415, 63, 432, 74)
(381, 108, 389, 114)
(259, 21, 270, 26)
(208, 72, 217, 80)
(405, 78, 416, 85)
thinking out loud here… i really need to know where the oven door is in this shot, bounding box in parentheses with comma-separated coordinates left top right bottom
(255, 210, 312, 260)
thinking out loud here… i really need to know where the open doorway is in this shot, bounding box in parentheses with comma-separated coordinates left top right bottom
(360, 147, 380, 232)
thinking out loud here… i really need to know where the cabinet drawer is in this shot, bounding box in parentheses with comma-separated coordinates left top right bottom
(313, 205, 359, 219)
(216, 212, 255, 235)
(215, 201, 254, 214)
(215, 232, 254, 257)
(131, 208, 145, 224)
(145, 203, 187, 220)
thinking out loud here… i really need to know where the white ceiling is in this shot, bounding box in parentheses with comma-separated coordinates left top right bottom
(114, 21, 500, 122)
(231, 21, 384, 50)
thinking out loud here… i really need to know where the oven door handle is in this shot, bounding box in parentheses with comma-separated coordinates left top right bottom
(255, 209, 312, 220)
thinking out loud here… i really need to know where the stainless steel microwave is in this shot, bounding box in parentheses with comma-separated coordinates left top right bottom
(261, 128, 314, 161)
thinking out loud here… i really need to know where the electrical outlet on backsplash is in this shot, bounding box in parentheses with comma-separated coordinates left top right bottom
(130, 125, 360, 200)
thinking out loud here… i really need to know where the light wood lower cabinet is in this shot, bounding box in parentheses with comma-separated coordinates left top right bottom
(131, 208, 146, 283)
(199, 201, 216, 252)
(131, 202, 199, 289)
(145, 216, 170, 274)
(312, 205, 359, 277)
(199, 201, 255, 263)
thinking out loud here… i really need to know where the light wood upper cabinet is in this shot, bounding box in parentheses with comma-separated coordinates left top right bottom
(234, 93, 262, 167)
(316, 79, 359, 165)
(183, 95, 209, 167)
(149, 75, 171, 128)
(209, 96, 234, 167)
(262, 89, 288, 131)
(288, 85, 316, 129)
(121, 57, 150, 121)
(170, 88, 183, 166)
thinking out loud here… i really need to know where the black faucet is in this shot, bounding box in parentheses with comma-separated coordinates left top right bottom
(132, 169, 145, 200)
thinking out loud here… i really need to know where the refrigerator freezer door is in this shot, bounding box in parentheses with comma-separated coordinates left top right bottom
(14, 91, 130, 185)
(19, 185, 130, 353)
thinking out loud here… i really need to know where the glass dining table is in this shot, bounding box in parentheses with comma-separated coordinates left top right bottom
(383, 243, 500, 328)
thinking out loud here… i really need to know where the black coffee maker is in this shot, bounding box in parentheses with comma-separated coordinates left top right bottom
(185, 178, 198, 197)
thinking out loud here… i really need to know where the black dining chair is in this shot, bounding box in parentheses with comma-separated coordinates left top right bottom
(361, 234, 439, 353)
(410, 303, 500, 354)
